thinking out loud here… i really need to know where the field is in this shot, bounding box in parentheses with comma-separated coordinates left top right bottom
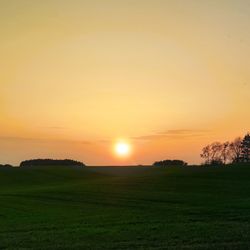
(1, 165, 250, 249)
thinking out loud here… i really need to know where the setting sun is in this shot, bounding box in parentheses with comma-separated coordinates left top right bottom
(114, 142, 131, 157)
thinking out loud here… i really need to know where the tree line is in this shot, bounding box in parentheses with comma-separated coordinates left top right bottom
(200, 133, 250, 165)
(153, 159, 187, 167)
(20, 159, 85, 168)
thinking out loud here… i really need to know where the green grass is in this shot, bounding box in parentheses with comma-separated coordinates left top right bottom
(1, 165, 250, 249)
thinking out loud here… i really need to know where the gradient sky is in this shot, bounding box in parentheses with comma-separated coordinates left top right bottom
(1, 0, 250, 165)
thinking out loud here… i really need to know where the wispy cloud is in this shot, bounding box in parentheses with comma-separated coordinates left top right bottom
(98, 139, 111, 144)
(0, 136, 91, 145)
(45, 126, 67, 130)
(133, 129, 209, 141)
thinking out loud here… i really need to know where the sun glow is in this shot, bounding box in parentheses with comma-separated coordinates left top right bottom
(114, 141, 131, 157)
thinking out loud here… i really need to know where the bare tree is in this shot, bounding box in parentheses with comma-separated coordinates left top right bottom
(201, 142, 224, 165)
(221, 141, 230, 164)
(229, 137, 242, 163)
(200, 135, 249, 165)
(200, 145, 211, 164)
(210, 142, 223, 163)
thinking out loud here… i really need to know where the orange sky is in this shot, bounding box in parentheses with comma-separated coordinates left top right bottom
(1, 0, 250, 165)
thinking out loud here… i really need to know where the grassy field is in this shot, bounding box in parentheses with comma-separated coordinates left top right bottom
(1, 165, 250, 249)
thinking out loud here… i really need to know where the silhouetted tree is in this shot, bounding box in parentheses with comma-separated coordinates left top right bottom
(210, 142, 223, 163)
(201, 142, 229, 165)
(221, 141, 230, 164)
(229, 137, 242, 163)
(153, 159, 187, 167)
(20, 159, 85, 168)
(200, 134, 250, 165)
(241, 134, 250, 162)
(200, 145, 212, 165)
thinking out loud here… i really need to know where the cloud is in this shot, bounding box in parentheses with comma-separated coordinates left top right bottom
(0, 136, 91, 145)
(98, 139, 111, 144)
(132, 129, 209, 141)
(45, 126, 67, 130)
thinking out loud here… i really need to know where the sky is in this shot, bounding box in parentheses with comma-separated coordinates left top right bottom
(1, 0, 250, 166)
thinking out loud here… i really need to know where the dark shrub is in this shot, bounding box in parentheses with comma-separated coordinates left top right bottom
(0, 164, 13, 168)
(210, 159, 224, 166)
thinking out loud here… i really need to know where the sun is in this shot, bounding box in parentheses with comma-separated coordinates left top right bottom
(114, 141, 131, 157)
